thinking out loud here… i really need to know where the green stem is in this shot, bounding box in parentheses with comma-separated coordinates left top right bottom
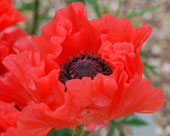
(115, 0, 122, 17)
(72, 124, 84, 136)
(81, 131, 90, 136)
(32, 0, 39, 34)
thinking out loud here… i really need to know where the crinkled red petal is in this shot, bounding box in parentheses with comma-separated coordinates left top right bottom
(0, 101, 20, 132)
(1, 127, 49, 136)
(0, 0, 25, 32)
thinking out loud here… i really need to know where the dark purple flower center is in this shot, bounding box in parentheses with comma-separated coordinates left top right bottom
(59, 53, 113, 84)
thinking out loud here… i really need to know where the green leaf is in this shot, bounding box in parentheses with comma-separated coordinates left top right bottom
(114, 0, 122, 17)
(81, 130, 90, 136)
(125, 5, 162, 18)
(17, 2, 35, 12)
(47, 128, 56, 136)
(140, 50, 148, 58)
(87, 0, 101, 18)
(144, 62, 156, 71)
(47, 128, 73, 136)
(65, 0, 85, 5)
(117, 127, 126, 136)
(110, 120, 118, 126)
(107, 126, 115, 136)
(144, 61, 159, 79)
(120, 118, 148, 126)
(91, 132, 101, 136)
(102, 5, 110, 14)
(131, 19, 143, 25)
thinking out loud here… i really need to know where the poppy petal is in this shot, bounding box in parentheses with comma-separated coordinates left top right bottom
(0, 0, 25, 32)
(0, 101, 20, 132)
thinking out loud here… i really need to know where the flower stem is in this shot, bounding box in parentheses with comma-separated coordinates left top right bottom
(72, 124, 84, 136)
(31, 0, 39, 34)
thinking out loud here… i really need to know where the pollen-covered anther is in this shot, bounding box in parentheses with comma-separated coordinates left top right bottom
(59, 53, 113, 84)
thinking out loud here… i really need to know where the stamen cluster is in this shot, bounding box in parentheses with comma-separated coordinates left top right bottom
(59, 53, 113, 84)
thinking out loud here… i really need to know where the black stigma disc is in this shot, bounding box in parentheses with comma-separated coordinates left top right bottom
(59, 53, 113, 84)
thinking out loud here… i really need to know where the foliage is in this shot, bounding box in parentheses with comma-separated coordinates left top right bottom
(65, 0, 85, 5)
(15, 1, 51, 34)
(17, 2, 35, 12)
(47, 128, 73, 136)
(125, 5, 162, 19)
(107, 114, 148, 136)
(114, 0, 122, 17)
(86, 0, 101, 18)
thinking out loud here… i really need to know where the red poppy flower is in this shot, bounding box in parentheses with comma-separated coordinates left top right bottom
(0, 0, 27, 104)
(0, 0, 25, 32)
(0, 0, 26, 75)
(0, 101, 20, 132)
(0, 27, 27, 106)
(0, 27, 27, 61)
(1, 2, 164, 133)
(0, 102, 48, 135)
(1, 127, 49, 136)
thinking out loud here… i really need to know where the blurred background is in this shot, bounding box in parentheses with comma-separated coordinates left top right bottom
(13, 0, 170, 136)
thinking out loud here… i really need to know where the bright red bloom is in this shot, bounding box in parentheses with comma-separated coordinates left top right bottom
(1, 2, 164, 133)
(0, 0, 26, 75)
(0, 0, 27, 104)
(1, 127, 49, 136)
(0, 101, 20, 132)
(0, 0, 25, 32)
(0, 102, 48, 135)
(0, 27, 27, 60)
(0, 27, 27, 106)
